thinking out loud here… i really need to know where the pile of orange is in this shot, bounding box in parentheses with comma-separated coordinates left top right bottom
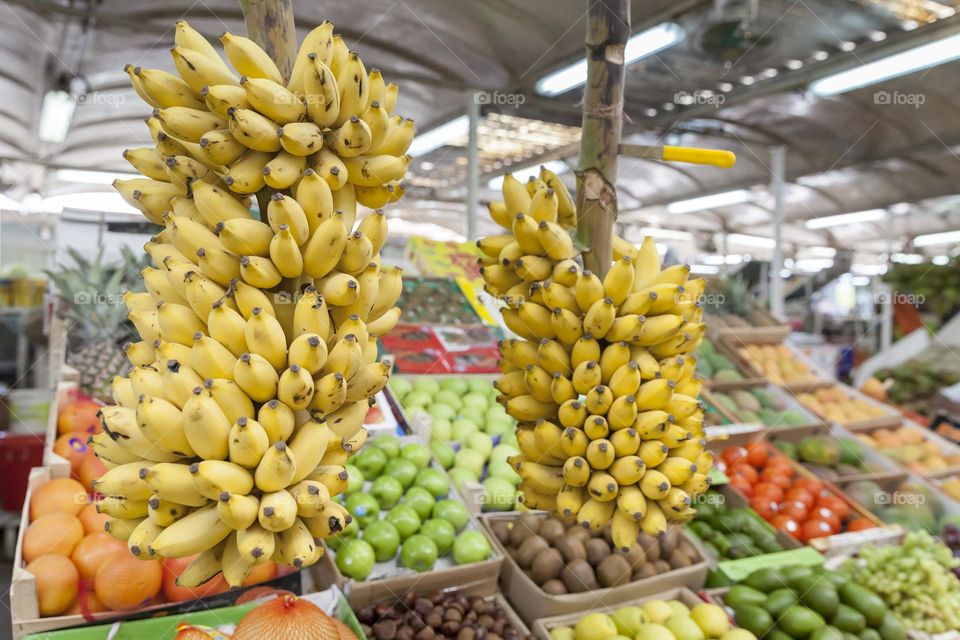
(54, 392, 107, 492)
(718, 442, 876, 542)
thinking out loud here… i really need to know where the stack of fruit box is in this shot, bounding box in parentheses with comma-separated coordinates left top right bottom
(708, 313, 792, 346)
(842, 418, 960, 479)
(701, 338, 768, 391)
(479, 511, 709, 625)
(702, 385, 825, 435)
(718, 335, 834, 396)
(308, 435, 503, 609)
(833, 471, 960, 537)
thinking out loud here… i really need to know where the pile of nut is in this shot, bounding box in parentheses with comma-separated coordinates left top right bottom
(357, 591, 531, 640)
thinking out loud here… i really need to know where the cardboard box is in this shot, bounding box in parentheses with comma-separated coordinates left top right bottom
(479, 512, 709, 625)
(789, 382, 902, 431)
(846, 419, 960, 479)
(702, 339, 768, 392)
(531, 587, 713, 640)
(703, 384, 824, 432)
(719, 337, 834, 394)
(41, 380, 79, 473)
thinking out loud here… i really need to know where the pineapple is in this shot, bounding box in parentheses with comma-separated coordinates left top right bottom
(46, 246, 150, 402)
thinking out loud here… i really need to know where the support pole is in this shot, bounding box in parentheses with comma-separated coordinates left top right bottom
(466, 90, 480, 241)
(575, 0, 629, 278)
(239, 0, 297, 82)
(770, 145, 786, 320)
(880, 213, 894, 351)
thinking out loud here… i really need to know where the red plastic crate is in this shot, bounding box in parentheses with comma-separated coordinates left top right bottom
(0, 432, 45, 512)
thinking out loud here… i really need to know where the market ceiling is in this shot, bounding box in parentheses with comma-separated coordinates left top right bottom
(1, 0, 960, 255)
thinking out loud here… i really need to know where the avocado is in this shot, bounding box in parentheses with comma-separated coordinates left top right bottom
(877, 611, 906, 640)
(795, 576, 839, 619)
(757, 535, 784, 554)
(831, 604, 866, 633)
(689, 521, 714, 540)
(816, 569, 848, 589)
(782, 565, 815, 586)
(725, 584, 768, 609)
(764, 588, 799, 618)
(775, 441, 798, 459)
(843, 634, 860, 640)
(839, 583, 887, 627)
(732, 390, 762, 412)
(837, 438, 864, 466)
(738, 410, 761, 423)
(734, 604, 775, 638)
(811, 627, 845, 640)
(715, 369, 744, 383)
(781, 409, 809, 425)
(798, 435, 842, 465)
(750, 387, 776, 409)
(779, 606, 827, 638)
(745, 567, 788, 592)
(859, 630, 881, 640)
(768, 631, 794, 640)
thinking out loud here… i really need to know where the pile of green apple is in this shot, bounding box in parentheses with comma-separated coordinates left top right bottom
(391, 376, 522, 512)
(548, 600, 756, 640)
(330, 435, 494, 581)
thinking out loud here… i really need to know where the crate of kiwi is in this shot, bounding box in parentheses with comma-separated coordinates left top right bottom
(480, 512, 708, 624)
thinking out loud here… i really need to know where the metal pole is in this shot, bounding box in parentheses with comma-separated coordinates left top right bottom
(466, 90, 480, 241)
(719, 230, 728, 277)
(880, 213, 894, 351)
(770, 145, 786, 320)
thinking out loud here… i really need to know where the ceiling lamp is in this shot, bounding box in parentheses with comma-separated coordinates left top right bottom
(666, 189, 752, 214)
(805, 208, 885, 229)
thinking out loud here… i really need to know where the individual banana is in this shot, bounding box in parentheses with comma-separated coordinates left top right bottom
(255, 441, 297, 492)
(149, 503, 232, 557)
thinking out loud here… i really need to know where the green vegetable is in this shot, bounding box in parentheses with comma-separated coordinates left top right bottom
(725, 585, 768, 609)
(779, 606, 826, 638)
(733, 604, 775, 637)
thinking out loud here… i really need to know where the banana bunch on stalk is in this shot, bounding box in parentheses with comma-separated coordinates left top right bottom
(477, 170, 712, 551)
(95, 20, 408, 588)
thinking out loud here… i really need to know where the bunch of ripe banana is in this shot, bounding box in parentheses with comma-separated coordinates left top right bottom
(477, 172, 712, 551)
(92, 20, 407, 589)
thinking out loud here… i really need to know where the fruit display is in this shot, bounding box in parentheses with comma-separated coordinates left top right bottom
(486, 512, 703, 596)
(231, 592, 360, 639)
(697, 339, 748, 384)
(718, 442, 877, 541)
(708, 387, 812, 427)
(21, 473, 277, 617)
(937, 475, 960, 501)
(52, 391, 109, 491)
(735, 343, 819, 387)
(356, 592, 530, 640)
(83, 18, 413, 590)
(723, 564, 907, 640)
(882, 256, 960, 321)
(478, 174, 712, 541)
(839, 530, 960, 633)
(324, 435, 493, 580)
(390, 375, 522, 511)
(774, 434, 881, 480)
(396, 277, 483, 325)
(853, 423, 960, 475)
(842, 478, 946, 532)
(686, 489, 786, 560)
(864, 350, 960, 416)
(795, 386, 891, 426)
(543, 597, 749, 640)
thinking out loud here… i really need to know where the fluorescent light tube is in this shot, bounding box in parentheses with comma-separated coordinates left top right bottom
(667, 189, 751, 214)
(805, 209, 885, 229)
(914, 230, 960, 247)
(810, 33, 960, 96)
(727, 233, 776, 249)
(42, 192, 139, 214)
(56, 169, 140, 185)
(795, 258, 834, 272)
(487, 160, 568, 191)
(536, 23, 684, 96)
(891, 252, 924, 264)
(639, 227, 692, 241)
(38, 90, 76, 143)
(407, 115, 470, 157)
(690, 264, 720, 275)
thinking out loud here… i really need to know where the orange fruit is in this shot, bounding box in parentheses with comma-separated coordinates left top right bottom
(23, 511, 84, 563)
(30, 478, 88, 520)
(77, 504, 109, 535)
(95, 553, 162, 611)
(71, 533, 126, 581)
(26, 555, 79, 616)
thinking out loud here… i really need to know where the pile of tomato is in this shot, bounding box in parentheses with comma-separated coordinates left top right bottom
(717, 442, 876, 542)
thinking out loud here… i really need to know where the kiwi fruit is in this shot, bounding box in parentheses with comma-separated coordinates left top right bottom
(491, 520, 511, 546)
(561, 558, 598, 593)
(632, 562, 658, 580)
(509, 514, 541, 548)
(530, 548, 564, 585)
(677, 541, 698, 560)
(585, 538, 611, 566)
(555, 537, 587, 564)
(596, 554, 631, 588)
(660, 526, 679, 557)
(538, 518, 565, 545)
(516, 534, 549, 569)
(567, 527, 592, 545)
(653, 559, 671, 573)
(669, 549, 692, 569)
(601, 524, 614, 544)
(620, 544, 647, 570)
(542, 579, 568, 595)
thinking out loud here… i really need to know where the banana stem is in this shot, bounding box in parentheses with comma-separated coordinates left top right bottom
(238, 0, 297, 83)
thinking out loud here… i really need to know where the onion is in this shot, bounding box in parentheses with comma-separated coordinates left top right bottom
(232, 594, 346, 640)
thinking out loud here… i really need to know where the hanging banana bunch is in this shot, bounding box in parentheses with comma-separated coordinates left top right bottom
(103, 19, 409, 588)
(478, 169, 712, 551)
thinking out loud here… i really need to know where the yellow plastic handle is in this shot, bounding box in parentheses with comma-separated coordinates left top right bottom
(662, 146, 737, 168)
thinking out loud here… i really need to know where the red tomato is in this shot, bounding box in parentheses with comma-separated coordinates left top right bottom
(753, 482, 785, 502)
(765, 456, 794, 473)
(745, 442, 769, 468)
(784, 487, 815, 509)
(730, 475, 754, 498)
(731, 464, 759, 485)
(780, 500, 809, 522)
(761, 468, 793, 490)
(771, 515, 800, 536)
(847, 518, 876, 532)
(801, 519, 834, 541)
(816, 495, 850, 521)
(809, 506, 841, 532)
(750, 497, 779, 521)
(793, 477, 825, 496)
(721, 446, 749, 468)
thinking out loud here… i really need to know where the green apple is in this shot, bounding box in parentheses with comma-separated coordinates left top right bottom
(448, 467, 478, 490)
(465, 432, 493, 459)
(402, 486, 436, 521)
(641, 601, 674, 625)
(427, 403, 456, 422)
(452, 530, 491, 565)
(430, 440, 456, 469)
(370, 476, 404, 509)
(390, 377, 412, 398)
(400, 534, 439, 572)
(490, 443, 519, 461)
(429, 417, 453, 441)
(665, 615, 704, 640)
(574, 614, 617, 640)
(466, 378, 490, 394)
(499, 432, 519, 450)
(485, 418, 514, 437)
(461, 393, 489, 411)
(487, 459, 520, 484)
(384, 457, 419, 489)
(412, 378, 440, 394)
(441, 378, 470, 394)
(414, 467, 449, 499)
(335, 539, 376, 580)
(433, 389, 463, 409)
(486, 402, 508, 418)
(362, 519, 400, 562)
(455, 449, 486, 476)
(400, 443, 432, 469)
(691, 603, 730, 638)
(384, 504, 421, 539)
(433, 499, 470, 532)
(611, 606, 648, 637)
(549, 628, 574, 640)
(344, 464, 365, 494)
(353, 446, 388, 479)
(369, 435, 401, 459)
(420, 518, 456, 554)
(666, 601, 689, 618)
(325, 518, 358, 551)
(451, 418, 480, 441)
(403, 390, 432, 408)
(482, 476, 517, 511)
(345, 493, 380, 527)
(631, 624, 674, 640)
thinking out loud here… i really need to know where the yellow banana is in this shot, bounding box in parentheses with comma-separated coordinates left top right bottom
(146, 496, 190, 528)
(216, 217, 273, 257)
(227, 416, 270, 468)
(126, 517, 165, 559)
(640, 500, 667, 537)
(635, 378, 674, 411)
(123, 146, 168, 181)
(571, 335, 601, 369)
(263, 151, 307, 190)
(599, 341, 630, 384)
(610, 507, 641, 552)
(258, 399, 296, 442)
(220, 31, 282, 83)
(154, 106, 226, 143)
(585, 439, 615, 470)
(149, 503, 232, 557)
(576, 498, 615, 531)
(617, 485, 647, 521)
(574, 270, 605, 311)
(610, 427, 641, 457)
(239, 255, 283, 289)
(236, 522, 276, 564)
(303, 56, 341, 128)
(241, 76, 305, 123)
(583, 297, 616, 339)
(136, 394, 195, 458)
(558, 399, 587, 429)
(257, 489, 298, 532)
(556, 484, 586, 520)
(267, 193, 310, 243)
(255, 442, 298, 492)
(288, 20, 335, 94)
(341, 154, 410, 187)
(608, 394, 639, 430)
(280, 122, 324, 157)
(202, 84, 250, 116)
(334, 52, 369, 126)
(227, 107, 281, 153)
(140, 462, 208, 507)
(656, 457, 698, 485)
(233, 352, 279, 402)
